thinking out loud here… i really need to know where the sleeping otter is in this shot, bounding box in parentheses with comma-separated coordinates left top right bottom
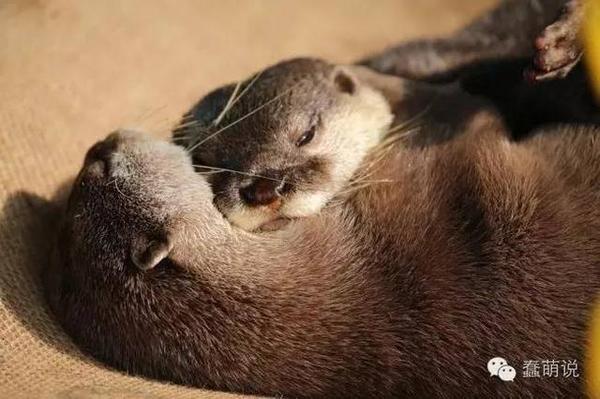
(174, 58, 394, 231)
(173, 58, 492, 231)
(47, 93, 600, 398)
(175, 0, 596, 232)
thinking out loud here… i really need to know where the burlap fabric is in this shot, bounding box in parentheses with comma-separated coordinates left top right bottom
(0, 1, 493, 398)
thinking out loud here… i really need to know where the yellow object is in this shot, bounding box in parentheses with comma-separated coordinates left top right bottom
(584, 2, 600, 394)
(583, 0, 600, 391)
(588, 297, 600, 398)
(583, 0, 600, 99)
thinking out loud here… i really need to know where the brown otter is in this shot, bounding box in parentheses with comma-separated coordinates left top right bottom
(47, 84, 600, 399)
(361, 0, 582, 83)
(361, 0, 598, 137)
(173, 58, 491, 231)
(174, 58, 394, 231)
(175, 2, 597, 232)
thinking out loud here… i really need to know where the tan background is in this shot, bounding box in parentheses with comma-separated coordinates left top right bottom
(0, 1, 494, 398)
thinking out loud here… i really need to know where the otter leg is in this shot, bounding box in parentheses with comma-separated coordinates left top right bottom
(525, 0, 584, 81)
(360, 37, 522, 82)
(361, 0, 565, 82)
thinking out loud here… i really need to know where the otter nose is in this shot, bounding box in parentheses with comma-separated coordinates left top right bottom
(83, 137, 118, 178)
(81, 130, 149, 180)
(239, 178, 286, 207)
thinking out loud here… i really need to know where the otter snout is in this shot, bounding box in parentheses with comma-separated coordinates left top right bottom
(81, 130, 146, 180)
(83, 134, 119, 178)
(239, 176, 291, 207)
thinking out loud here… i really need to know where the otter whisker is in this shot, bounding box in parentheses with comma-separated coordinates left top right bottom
(178, 71, 262, 151)
(379, 126, 422, 149)
(385, 96, 435, 136)
(171, 112, 214, 144)
(191, 164, 299, 187)
(194, 170, 226, 176)
(110, 177, 132, 200)
(172, 126, 211, 142)
(346, 172, 397, 190)
(171, 70, 265, 146)
(212, 70, 265, 127)
(212, 80, 242, 127)
(386, 115, 420, 136)
(171, 134, 195, 143)
(386, 120, 418, 136)
(173, 126, 212, 148)
(179, 112, 195, 122)
(133, 104, 169, 125)
(175, 118, 205, 131)
(350, 178, 397, 185)
(333, 179, 398, 199)
(187, 81, 302, 153)
(346, 125, 421, 185)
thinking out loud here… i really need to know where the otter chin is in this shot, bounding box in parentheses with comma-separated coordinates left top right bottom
(225, 189, 332, 231)
(174, 57, 393, 231)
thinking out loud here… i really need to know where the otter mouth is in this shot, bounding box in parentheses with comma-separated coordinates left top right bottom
(221, 188, 332, 232)
(256, 217, 292, 232)
(221, 203, 292, 232)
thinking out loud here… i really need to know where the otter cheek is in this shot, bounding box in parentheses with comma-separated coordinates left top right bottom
(225, 204, 278, 231)
(281, 191, 331, 218)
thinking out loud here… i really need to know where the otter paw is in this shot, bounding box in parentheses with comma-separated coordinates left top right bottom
(526, 0, 583, 82)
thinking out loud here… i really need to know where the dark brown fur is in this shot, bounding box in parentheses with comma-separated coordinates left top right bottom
(46, 72, 600, 397)
(174, 58, 343, 214)
(361, 0, 569, 82)
(174, 58, 393, 231)
(361, 0, 597, 137)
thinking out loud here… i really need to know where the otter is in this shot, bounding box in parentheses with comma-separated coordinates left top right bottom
(173, 58, 499, 231)
(174, 58, 395, 231)
(47, 80, 600, 399)
(175, 1, 596, 233)
(362, 0, 598, 137)
(173, 55, 597, 234)
(361, 0, 583, 83)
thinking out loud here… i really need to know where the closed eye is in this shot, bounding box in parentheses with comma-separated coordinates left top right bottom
(296, 125, 316, 147)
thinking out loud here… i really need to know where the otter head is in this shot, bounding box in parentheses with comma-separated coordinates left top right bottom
(174, 58, 393, 231)
(49, 130, 224, 309)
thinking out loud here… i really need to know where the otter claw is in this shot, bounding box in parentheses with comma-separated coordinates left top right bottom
(526, 0, 583, 82)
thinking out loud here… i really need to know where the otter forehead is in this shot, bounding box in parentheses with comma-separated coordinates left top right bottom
(186, 59, 339, 157)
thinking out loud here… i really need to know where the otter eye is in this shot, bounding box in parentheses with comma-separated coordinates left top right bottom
(296, 125, 315, 147)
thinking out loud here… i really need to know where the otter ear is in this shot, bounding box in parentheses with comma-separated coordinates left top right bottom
(131, 235, 172, 271)
(333, 67, 357, 95)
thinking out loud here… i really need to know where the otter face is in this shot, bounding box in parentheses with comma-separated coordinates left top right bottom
(174, 58, 392, 231)
(56, 130, 219, 285)
(47, 130, 244, 383)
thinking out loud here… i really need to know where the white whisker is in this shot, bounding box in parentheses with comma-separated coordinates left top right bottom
(187, 81, 301, 153)
(191, 164, 292, 185)
(385, 93, 437, 137)
(212, 80, 242, 127)
(213, 70, 265, 127)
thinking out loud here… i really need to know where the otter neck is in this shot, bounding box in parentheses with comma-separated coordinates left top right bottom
(141, 209, 413, 396)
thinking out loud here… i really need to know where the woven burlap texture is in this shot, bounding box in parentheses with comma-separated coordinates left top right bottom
(0, 1, 493, 398)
